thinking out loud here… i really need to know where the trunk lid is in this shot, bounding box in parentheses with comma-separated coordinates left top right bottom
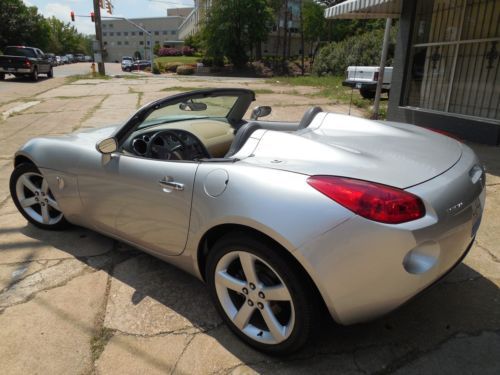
(243, 114, 462, 189)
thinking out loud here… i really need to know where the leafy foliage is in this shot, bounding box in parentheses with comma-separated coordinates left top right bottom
(313, 27, 397, 76)
(202, 0, 274, 68)
(0, 0, 91, 54)
(176, 65, 195, 75)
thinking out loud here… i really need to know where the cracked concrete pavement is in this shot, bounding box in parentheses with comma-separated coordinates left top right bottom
(0, 75, 499, 374)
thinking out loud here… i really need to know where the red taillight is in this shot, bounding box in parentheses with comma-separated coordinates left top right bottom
(427, 128, 462, 142)
(24, 59, 31, 67)
(307, 176, 425, 224)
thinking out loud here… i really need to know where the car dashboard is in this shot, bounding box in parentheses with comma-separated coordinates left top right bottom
(122, 118, 235, 160)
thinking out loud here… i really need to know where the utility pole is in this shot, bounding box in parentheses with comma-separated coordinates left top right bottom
(93, 0, 105, 75)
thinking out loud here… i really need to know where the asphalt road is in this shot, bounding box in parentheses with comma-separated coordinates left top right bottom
(0, 62, 126, 80)
(52, 62, 126, 77)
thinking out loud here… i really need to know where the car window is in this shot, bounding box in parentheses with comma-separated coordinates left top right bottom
(4, 47, 36, 58)
(138, 95, 239, 130)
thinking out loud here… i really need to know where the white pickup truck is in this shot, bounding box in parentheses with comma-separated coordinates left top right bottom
(342, 66, 393, 99)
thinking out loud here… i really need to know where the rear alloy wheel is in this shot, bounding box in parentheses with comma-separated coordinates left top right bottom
(10, 163, 69, 230)
(31, 68, 38, 82)
(206, 233, 317, 355)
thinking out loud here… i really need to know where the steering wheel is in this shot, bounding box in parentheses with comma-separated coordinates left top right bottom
(146, 130, 188, 160)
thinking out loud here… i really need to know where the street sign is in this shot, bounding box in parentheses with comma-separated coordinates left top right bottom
(94, 53, 103, 63)
(92, 40, 100, 52)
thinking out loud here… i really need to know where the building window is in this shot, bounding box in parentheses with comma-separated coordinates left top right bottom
(154, 31, 159, 35)
(124, 32, 128, 36)
(139, 31, 143, 36)
(104, 41, 108, 46)
(116, 32, 121, 36)
(109, 32, 114, 36)
(139, 41, 144, 45)
(163, 31, 168, 35)
(131, 31, 136, 36)
(102, 24, 107, 28)
(171, 30, 176, 35)
(117, 41, 122, 45)
(109, 24, 113, 28)
(124, 41, 129, 45)
(103, 32, 107, 36)
(406, 0, 500, 120)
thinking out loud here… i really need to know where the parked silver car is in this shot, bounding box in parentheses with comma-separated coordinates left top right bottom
(9, 89, 485, 354)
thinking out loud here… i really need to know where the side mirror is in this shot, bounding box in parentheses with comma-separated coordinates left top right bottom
(251, 106, 272, 120)
(96, 138, 118, 154)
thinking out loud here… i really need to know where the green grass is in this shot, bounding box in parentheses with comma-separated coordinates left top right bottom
(267, 75, 389, 117)
(253, 88, 275, 94)
(90, 327, 114, 362)
(154, 56, 199, 65)
(160, 86, 205, 92)
(65, 73, 111, 84)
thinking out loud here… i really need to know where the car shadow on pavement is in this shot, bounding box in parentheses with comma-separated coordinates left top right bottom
(1, 76, 52, 83)
(11, 222, 500, 373)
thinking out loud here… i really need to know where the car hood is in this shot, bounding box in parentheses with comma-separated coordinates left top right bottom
(242, 114, 462, 189)
(76, 125, 120, 140)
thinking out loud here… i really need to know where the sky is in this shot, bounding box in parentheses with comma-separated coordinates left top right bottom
(23, 0, 194, 35)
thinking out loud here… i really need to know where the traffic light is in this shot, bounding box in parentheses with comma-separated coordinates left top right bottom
(90, 12, 95, 22)
(105, 0, 113, 14)
(70, 11, 75, 22)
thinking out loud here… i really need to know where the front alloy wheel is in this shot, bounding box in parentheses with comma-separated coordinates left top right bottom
(206, 233, 317, 355)
(10, 163, 69, 230)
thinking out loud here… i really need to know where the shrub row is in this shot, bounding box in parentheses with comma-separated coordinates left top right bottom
(157, 46, 195, 57)
(313, 28, 396, 76)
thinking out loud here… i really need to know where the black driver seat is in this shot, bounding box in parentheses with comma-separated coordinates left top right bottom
(225, 122, 262, 157)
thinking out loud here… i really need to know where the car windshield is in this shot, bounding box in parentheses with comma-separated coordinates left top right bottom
(138, 95, 239, 129)
(4, 47, 36, 57)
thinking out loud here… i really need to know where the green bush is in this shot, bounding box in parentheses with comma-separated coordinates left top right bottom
(313, 28, 396, 76)
(152, 63, 161, 75)
(164, 63, 180, 73)
(176, 65, 195, 75)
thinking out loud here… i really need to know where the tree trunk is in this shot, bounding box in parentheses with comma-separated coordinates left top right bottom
(274, 7, 282, 72)
(299, 0, 305, 75)
(282, 0, 289, 74)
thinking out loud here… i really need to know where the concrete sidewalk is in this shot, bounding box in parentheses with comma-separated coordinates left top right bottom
(0, 75, 498, 375)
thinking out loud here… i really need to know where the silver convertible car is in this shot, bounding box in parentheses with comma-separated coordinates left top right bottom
(10, 88, 485, 354)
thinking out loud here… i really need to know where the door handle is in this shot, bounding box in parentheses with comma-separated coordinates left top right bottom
(159, 177, 184, 191)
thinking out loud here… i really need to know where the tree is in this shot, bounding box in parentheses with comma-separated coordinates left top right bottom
(0, 0, 49, 50)
(202, 0, 274, 68)
(0, 0, 91, 54)
(302, 0, 326, 69)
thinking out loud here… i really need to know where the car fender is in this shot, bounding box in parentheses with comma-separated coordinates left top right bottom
(185, 162, 354, 278)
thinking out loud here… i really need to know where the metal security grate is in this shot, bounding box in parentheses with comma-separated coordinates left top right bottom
(406, 0, 500, 120)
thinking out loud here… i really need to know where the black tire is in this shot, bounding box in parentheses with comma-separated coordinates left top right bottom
(206, 232, 318, 355)
(31, 68, 38, 82)
(10, 163, 70, 230)
(0, 73, 4, 80)
(47, 67, 53, 78)
(360, 87, 375, 99)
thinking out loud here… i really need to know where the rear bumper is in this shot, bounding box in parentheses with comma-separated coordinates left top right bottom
(294, 143, 485, 325)
(342, 80, 390, 91)
(342, 80, 377, 89)
(0, 67, 32, 74)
